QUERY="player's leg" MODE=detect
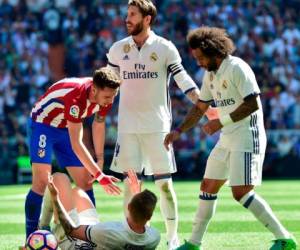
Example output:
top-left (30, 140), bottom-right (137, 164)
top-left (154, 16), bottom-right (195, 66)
top-left (178, 146), bottom-right (229, 250)
top-left (25, 120), bottom-right (54, 238)
top-left (53, 129), bottom-right (96, 206)
top-left (230, 152), bottom-right (297, 249)
top-left (140, 133), bottom-right (178, 248)
top-left (110, 133), bottom-right (143, 214)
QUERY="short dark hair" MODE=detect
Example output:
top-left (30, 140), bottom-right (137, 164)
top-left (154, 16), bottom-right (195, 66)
top-left (128, 0), bottom-right (157, 25)
top-left (187, 26), bottom-right (236, 58)
top-left (93, 67), bottom-right (120, 89)
top-left (129, 189), bottom-right (157, 223)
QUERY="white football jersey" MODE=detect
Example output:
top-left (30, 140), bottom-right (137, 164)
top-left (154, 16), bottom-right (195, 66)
top-left (86, 220), bottom-right (161, 250)
top-left (199, 55), bottom-right (267, 153)
top-left (107, 31), bottom-right (197, 133)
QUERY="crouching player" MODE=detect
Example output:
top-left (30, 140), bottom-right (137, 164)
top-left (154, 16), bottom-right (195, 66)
top-left (41, 170), bottom-right (160, 249)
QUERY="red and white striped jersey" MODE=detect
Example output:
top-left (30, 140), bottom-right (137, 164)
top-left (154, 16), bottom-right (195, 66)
top-left (31, 77), bottom-right (112, 128)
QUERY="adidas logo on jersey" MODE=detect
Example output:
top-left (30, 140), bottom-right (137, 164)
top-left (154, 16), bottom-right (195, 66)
top-left (123, 55), bottom-right (129, 60)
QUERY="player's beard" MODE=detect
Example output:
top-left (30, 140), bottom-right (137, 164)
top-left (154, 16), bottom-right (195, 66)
top-left (207, 57), bottom-right (218, 72)
top-left (127, 20), bottom-right (144, 36)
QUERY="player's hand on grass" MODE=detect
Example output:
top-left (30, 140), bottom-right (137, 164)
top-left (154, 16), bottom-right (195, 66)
top-left (126, 169), bottom-right (141, 195)
top-left (164, 130), bottom-right (181, 150)
top-left (202, 119), bottom-right (222, 135)
top-left (96, 172), bottom-right (121, 195)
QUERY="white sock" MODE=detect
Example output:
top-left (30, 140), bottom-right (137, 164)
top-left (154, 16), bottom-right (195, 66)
top-left (240, 191), bottom-right (290, 239)
top-left (155, 178), bottom-right (178, 242)
top-left (189, 191), bottom-right (218, 246)
top-left (39, 188), bottom-right (53, 228)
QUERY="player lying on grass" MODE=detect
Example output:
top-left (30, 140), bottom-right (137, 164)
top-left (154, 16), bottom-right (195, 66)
top-left (40, 170), bottom-right (160, 249)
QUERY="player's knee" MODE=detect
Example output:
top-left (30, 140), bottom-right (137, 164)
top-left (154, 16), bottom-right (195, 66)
top-left (231, 186), bottom-right (254, 201)
top-left (52, 173), bottom-right (70, 186)
top-left (155, 178), bottom-right (173, 201)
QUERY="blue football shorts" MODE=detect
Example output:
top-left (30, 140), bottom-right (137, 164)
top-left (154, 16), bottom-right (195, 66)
top-left (27, 118), bottom-right (82, 168)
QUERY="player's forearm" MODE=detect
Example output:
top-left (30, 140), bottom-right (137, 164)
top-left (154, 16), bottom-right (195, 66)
top-left (177, 104), bottom-right (206, 132)
top-left (92, 117), bottom-right (105, 162)
top-left (186, 88), bottom-right (201, 104)
top-left (72, 142), bottom-right (102, 176)
top-left (52, 197), bottom-right (88, 240)
top-left (228, 95), bottom-right (259, 123)
top-left (52, 198), bottom-right (78, 235)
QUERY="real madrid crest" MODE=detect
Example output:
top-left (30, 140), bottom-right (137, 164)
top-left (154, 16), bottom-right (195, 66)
top-left (123, 44), bottom-right (131, 53)
top-left (210, 73), bottom-right (213, 81)
top-left (150, 52), bottom-right (158, 61)
top-left (222, 80), bottom-right (228, 89)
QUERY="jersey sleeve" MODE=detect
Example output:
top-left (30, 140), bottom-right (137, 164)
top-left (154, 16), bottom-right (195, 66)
top-left (233, 61), bottom-right (260, 99)
top-left (64, 91), bottom-right (85, 123)
top-left (199, 73), bottom-right (214, 103)
top-left (107, 43), bottom-right (120, 69)
top-left (166, 41), bottom-right (198, 93)
top-left (85, 224), bottom-right (107, 245)
top-left (96, 104), bottom-right (112, 117)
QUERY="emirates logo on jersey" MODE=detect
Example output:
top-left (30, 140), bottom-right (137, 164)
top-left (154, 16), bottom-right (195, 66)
top-left (70, 105), bottom-right (80, 118)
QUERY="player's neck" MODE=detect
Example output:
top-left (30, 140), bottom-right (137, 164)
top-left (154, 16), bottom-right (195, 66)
top-left (132, 28), bottom-right (151, 48)
top-left (127, 217), bottom-right (146, 234)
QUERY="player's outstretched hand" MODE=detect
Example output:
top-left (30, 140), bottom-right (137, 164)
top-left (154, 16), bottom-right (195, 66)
top-left (202, 119), bottom-right (222, 135)
top-left (127, 169), bottom-right (141, 195)
top-left (164, 130), bottom-right (180, 150)
top-left (97, 173), bottom-right (122, 195)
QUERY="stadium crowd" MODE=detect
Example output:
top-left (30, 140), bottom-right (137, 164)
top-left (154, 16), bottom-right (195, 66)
top-left (1, 0), bottom-right (300, 183)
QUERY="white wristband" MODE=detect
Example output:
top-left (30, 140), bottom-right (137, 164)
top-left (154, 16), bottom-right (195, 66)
top-left (219, 114), bottom-right (233, 126)
top-left (95, 172), bottom-right (105, 182)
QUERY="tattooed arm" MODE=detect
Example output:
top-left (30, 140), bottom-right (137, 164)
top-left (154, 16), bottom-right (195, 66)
top-left (164, 101), bottom-right (210, 149)
top-left (202, 94), bottom-right (259, 135)
top-left (48, 180), bottom-right (88, 241)
top-left (92, 113), bottom-right (106, 170)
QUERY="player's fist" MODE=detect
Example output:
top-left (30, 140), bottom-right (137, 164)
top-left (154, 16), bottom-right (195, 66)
top-left (205, 106), bottom-right (219, 120)
top-left (202, 119), bottom-right (222, 135)
top-left (164, 130), bottom-right (181, 150)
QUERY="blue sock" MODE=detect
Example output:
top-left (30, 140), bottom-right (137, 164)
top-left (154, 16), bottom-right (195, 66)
top-left (25, 189), bottom-right (43, 238)
top-left (85, 189), bottom-right (96, 207)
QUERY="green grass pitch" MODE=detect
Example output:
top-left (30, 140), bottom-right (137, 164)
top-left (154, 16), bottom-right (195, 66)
top-left (0, 180), bottom-right (299, 249)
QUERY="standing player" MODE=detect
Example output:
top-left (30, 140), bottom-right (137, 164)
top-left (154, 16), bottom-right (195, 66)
top-left (25, 67), bottom-right (121, 240)
top-left (107, 1), bottom-right (207, 248)
top-left (164, 27), bottom-right (297, 250)
top-left (45, 170), bottom-right (160, 249)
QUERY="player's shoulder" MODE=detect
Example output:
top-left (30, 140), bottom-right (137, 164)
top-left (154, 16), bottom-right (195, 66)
top-left (153, 33), bottom-right (176, 49)
top-left (228, 55), bottom-right (251, 70)
top-left (110, 36), bottom-right (132, 51)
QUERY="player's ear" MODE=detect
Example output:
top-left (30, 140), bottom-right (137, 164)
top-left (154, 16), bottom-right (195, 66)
top-left (144, 15), bottom-right (151, 25)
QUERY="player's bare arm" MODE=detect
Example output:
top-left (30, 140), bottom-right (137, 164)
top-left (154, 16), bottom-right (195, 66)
top-left (67, 121), bottom-right (121, 195)
top-left (164, 101), bottom-right (209, 150)
top-left (93, 113), bottom-right (106, 170)
top-left (186, 89), bottom-right (218, 120)
top-left (47, 178), bottom-right (88, 241)
top-left (230, 94), bottom-right (259, 121)
top-left (202, 94), bottom-right (259, 135)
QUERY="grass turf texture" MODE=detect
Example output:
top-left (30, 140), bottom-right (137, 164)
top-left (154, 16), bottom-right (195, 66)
top-left (0, 180), bottom-right (299, 250)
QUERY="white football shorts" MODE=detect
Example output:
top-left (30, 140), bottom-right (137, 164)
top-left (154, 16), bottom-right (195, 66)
top-left (110, 133), bottom-right (176, 175)
top-left (204, 146), bottom-right (265, 186)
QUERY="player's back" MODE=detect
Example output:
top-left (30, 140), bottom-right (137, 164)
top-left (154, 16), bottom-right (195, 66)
top-left (86, 220), bottom-right (160, 250)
